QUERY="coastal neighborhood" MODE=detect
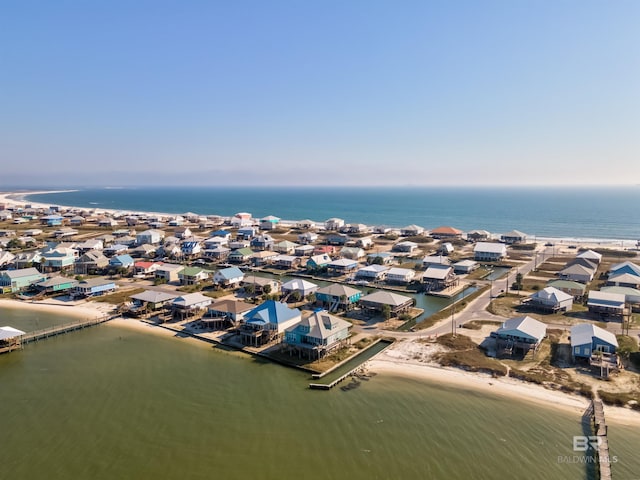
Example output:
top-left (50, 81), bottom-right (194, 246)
top-left (1, 192), bottom-right (640, 448)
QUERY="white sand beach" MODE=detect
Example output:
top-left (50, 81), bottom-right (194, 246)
top-left (0, 297), bottom-right (112, 320)
top-left (368, 349), bottom-right (640, 427)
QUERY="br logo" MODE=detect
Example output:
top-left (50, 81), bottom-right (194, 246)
top-left (573, 436), bottom-right (602, 451)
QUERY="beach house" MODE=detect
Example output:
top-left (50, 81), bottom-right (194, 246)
top-left (259, 215), bottom-right (280, 230)
top-left (306, 254), bottom-right (332, 271)
top-left (171, 293), bottom-right (212, 319)
top-left (230, 212), bottom-right (253, 228)
top-left (474, 242), bottom-right (507, 262)
top-left (500, 230), bottom-right (527, 244)
top-left (154, 263), bottom-right (185, 283)
top-left (356, 264), bottom-right (389, 282)
top-left (359, 291), bottom-right (413, 316)
top-left (430, 226), bottom-right (463, 240)
top-left (525, 286), bottom-right (573, 313)
top-left (609, 261), bottom-right (640, 278)
top-left (204, 299), bottom-right (254, 327)
top-left (297, 232), bottom-right (318, 245)
top-left (41, 247), bottom-right (77, 272)
top-left (587, 290), bottom-right (626, 319)
top-left (178, 267), bottom-right (212, 286)
top-left (34, 276), bottom-right (78, 295)
top-left (558, 264), bottom-right (595, 284)
top-left (240, 300), bottom-right (302, 346)
top-left (228, 247), bottom-right (255, 264)
top-left (466, 230), bottom-right (491, 242)
top-left (546, 280), bottom-right (587, 299)
top-left (274, 240), bottom-right (299, 255)
top-left (281, 278), bottom-right (318, 298)
top-left (386, 267), bottom-right (416, 284)
top-left (315, 284), bottom-right (362, 311)
top-left (129, 290), bottom-right (178, 314)
top-left (284, 310), bottom-right (351, 360)
top-left (327, 258), bottom-right (359, 276)
top-left (392, 241), bottom-right (419, 253)
top-left (422, 265), bottom-right (457, 291)
top-left (491, 316), bottom-right (546, 356)
top-left (453, 260), bottom-right (478, 274)
top-left (241, 275), bottom-right (280, 295)
top-left (0, 267), bottom-right (46, 293)
top-left (324, 218), bottom-right (345, 231)
top-left (400, 225), bottom-right (424, 236)
top-left (73, 278), bottom-right (117, 298)
top-left (213, 266), bottom-right (244, 288)
top-left (250, 234), bottom-right (275, 251)
top-left (606, 273), bottom-right (640, 289)
top-left (109, 254), bottom-right (134, 270)
top-left (576, 250), bottom-right (603, 265)
top-left (422, 255), bottom-right (451, 269)
top-left (570, 324), bottom-right (618, 361)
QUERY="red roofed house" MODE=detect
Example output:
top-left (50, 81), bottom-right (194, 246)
top-left (430, 226), bottom-right (463, 240)
top-left (134, 261), bottom-right (163, 276)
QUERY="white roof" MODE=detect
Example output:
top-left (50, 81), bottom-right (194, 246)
top-left (474, 242), bottom-right (506, 254)
top-left (172, 293), bottom-right (211, 307)
top-left (281, 279), bottom-right (318, 290)
top-left (387, 267), bottom-right (415, 277)
top-left (531, 286), bottom-right (573, 303)
top-left (0, 326), bottom-right (27, 340)
top-left (497, 316), bottom-right (546, 342)
top-left (576, 250), bottom-right (602, 262)
top-left (587, 290), bottom-right (625, 307)
top-left (360, 290), bottom-right (413, 307)
top-left (571, 323), bottom-right (618, 348)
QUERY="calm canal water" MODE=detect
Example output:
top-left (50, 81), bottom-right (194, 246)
top-left (1, 307), bottom-right (639, 479)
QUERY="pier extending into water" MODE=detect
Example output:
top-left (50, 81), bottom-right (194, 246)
top-left (17, 315), bottom-right (113, 348)
top-left (308, 338), bottom-right (393, 390)
top-left (584, 399), bottom-right (612, 480)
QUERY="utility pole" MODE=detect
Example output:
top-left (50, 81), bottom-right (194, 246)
top-left (451, 304), bottom-right (456, 336)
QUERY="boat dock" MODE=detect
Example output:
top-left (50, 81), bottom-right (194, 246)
top-left (19, 315), bottom-right (114, 347)
top-left (308, 338), bottom-right (392, 390)
top-left (584, 399), bottom-right (612, 480)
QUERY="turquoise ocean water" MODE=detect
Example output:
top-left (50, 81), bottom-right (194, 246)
top-left (22, 186), bottom-right (640, 241)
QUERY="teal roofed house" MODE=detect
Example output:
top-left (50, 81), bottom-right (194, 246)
top-left (0, 267), bottom-right (46, 293)
top-left (316, 284), bottom-right (362, 312)
top-left (109, 254), bottom-right (135, 269)
top-left (285, 310), bottom-right (351, 360)
top-left (41, 247), bottom-right (77, 272)
top-left (34, 276), bottom-right (78, 294)
top-left (240, 300), bottom-right (301, 346)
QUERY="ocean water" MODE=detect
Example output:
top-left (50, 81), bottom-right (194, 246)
top-left (5, 306), bottom-right (640, 480)
top-left (23, 186), bottom-right (640, 241)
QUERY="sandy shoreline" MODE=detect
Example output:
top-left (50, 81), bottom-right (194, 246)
top-left (2, 297), bottom-right (639, 426)
top-left (368, 356), bottom-right (640, 427)
top-left (1, 189), bottom-right (638, 247)
top-left (0, 298), bottom-right (112, 320)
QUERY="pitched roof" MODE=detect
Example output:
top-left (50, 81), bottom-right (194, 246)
top-left (172, 292), bottom-right (211, 307)
top-left (570, 323), bottom-right (618, 348)
top-left (608, 273), bottom-right (640, 285)
top-left (360, 290), bottom-right (413, 307)
top-left (587, 290), bottom-right (625, 307)
top-left (208, 299), bottom-right (254, 315)
top-left (531, 286), bottom-right (573, 303)
top-left (281, 278), bottom-right (318, 291)
top-left (430, 226), bottom-right (462, 235)
top-left (130, 290), bottom-right (178, 303)
top-left (0, 267), bottom-right (41, 279)
top-left (316, 284), bottom-right (361, 298)
top-left (474, 242), bottom-right (506, 254)
top-left (496, 316), bottom-right (546, 342)
top-left (287, 310), bottom-right (350, 340)
top-left (216, 266), bottom-right (244, 280)
top-left (245, 300), bottom-right (301, 326)
top-left (547, 280), bottom-right (586, 292)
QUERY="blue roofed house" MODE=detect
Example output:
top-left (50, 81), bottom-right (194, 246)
top-left (40, 214), bottom-right (63, 226)
top-left (285, 310), bottom-right (351, 360)
top-left (109, 254), bottom-right (135, 269)
top-left (213, 266), bottom-right (245, 288)
top-left (180, 241), bottom-right (202, 258)
top-left (608, 261), bottom-right (640, 278)
top-left (570, 323), bottom-right (618, 361)
top-left (240, 300), bottom-right (302, 346)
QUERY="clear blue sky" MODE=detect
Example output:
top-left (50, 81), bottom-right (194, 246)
top-left (1, 0), bottom-right (638, 187)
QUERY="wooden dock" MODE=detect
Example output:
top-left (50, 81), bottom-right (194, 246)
top-left (18, 315), bottom-right (114, 347)
top-left (585, 399), bottom-right (612, 480)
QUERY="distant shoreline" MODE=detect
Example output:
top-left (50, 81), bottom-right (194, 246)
top-left (2, 188), bottom-right (638, 249)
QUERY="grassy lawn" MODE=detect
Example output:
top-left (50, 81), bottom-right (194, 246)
top-left (434, 333), bottom-right (508, 376)
top-left (89, 287), bottom-right (145, 305)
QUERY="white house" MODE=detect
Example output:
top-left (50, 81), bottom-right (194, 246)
top-left (386, 267), bottom-right (416, 284)
top-left (474, 242), bottom-right (507, 262)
